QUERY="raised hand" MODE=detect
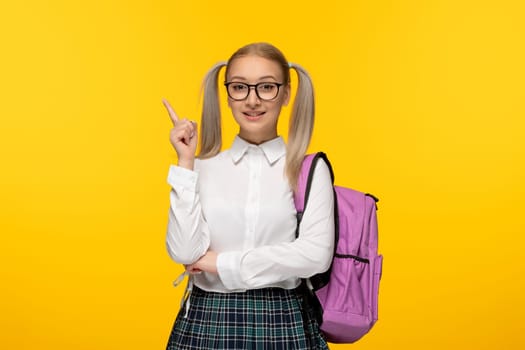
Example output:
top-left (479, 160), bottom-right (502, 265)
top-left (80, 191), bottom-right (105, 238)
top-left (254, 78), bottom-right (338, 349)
top-left (163, 98), bottom-right (198, 170)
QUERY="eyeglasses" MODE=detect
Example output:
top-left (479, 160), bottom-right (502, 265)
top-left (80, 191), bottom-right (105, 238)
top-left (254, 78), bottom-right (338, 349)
top-left (224, 82), bottom-right (284, 101)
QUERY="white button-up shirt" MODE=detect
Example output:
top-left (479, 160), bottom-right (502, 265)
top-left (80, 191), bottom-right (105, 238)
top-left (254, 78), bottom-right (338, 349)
top-left (166, 136), bottom-right (335, 292)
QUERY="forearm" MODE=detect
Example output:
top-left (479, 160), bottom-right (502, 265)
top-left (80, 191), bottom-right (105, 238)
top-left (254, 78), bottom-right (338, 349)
top-left (165, 164), bottom-right (210, 264)
top-left (217, 226), bottom-right (334, 290)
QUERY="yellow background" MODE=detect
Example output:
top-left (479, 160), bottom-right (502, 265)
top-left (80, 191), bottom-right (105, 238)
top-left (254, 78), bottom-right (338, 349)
top-left (1, 0), bottom-right (524, 349)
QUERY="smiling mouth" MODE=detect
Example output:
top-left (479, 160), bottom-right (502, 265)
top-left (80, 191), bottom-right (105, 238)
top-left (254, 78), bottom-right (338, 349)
top-left (243, 111), bottom-right (266, 120)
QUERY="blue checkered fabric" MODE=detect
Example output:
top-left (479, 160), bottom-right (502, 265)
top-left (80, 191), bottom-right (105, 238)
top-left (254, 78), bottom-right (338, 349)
top-left (166, 286), bottom-right (329, 349)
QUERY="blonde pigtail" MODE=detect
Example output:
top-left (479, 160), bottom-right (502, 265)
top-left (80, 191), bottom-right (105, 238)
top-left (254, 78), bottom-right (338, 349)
top-left (286, 63), bottom-right (315, 190)
top-left (198, 61), bottom-right (227, 159)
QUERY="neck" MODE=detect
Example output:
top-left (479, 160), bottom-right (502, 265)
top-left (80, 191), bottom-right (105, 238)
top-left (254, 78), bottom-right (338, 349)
top-left (238, 131), bottom-right (278, 145)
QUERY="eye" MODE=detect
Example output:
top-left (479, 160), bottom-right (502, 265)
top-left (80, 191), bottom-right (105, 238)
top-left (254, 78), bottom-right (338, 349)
top-left (258, 83), bottom-right (277, 92)
top-left (230, 83), bottom-right (247, 91)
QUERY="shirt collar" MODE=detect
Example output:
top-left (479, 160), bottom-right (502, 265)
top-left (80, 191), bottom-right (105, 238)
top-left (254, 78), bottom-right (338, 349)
top-left (230, 135), bottom-right (286, 165)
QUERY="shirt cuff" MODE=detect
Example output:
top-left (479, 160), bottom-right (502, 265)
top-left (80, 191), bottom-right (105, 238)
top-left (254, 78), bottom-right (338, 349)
top-left (217, 251), bottom-right (246, 291)
top-left (167, 165), bottom-right (198, 193)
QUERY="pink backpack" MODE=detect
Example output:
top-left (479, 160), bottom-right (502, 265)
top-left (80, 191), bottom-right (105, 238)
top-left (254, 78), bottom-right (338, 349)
top-left (294, 152), bottom-right (383, 343)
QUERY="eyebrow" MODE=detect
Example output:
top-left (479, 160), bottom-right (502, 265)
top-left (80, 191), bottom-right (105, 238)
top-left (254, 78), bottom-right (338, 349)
top-left (228, 75), bottom-right (279, 81)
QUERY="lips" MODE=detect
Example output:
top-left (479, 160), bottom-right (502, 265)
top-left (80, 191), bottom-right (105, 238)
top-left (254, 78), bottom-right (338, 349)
top-left (242, 111), bottom-right (266, 121)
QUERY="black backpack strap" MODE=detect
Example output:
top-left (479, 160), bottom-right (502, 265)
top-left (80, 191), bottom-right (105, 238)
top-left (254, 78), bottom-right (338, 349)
top-left (315, 152), bottom-right (335, 183)
top-left (299, 152), bottom-right (335, 226)
top-left (296, 152), bottom-right (338, 291)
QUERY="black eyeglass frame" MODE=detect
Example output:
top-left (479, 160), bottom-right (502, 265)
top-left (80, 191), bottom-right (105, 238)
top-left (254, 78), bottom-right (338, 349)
top-left (223, 82), bottom-right (284, 101)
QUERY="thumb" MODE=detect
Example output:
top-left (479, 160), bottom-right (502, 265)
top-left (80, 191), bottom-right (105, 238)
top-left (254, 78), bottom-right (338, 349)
top-left (190, 121), bottom-right (198, 139)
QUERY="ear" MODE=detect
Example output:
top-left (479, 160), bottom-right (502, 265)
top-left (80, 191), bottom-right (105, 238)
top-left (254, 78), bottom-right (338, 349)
top-left (282, 83), bottom-right (291, 106)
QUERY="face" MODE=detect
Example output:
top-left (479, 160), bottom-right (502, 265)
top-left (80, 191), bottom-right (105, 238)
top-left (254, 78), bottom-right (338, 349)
top-left (226, 55), bottom-right (290, 145)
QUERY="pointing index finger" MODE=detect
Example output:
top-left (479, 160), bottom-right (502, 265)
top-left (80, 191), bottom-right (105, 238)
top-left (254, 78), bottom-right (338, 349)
top-left (162, 98), bottom-right (179, 125)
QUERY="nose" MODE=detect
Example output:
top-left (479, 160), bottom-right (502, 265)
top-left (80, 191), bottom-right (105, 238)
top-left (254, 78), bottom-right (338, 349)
top-left (245, 86), bottom-right (261, 106)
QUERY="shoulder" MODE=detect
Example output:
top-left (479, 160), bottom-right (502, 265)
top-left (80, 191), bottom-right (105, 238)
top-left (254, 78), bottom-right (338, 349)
top-left (195, 149), bottom-right (232, 171)
top-left (307, 155), bottom-right (334, 194)
top-left (311, 156), bottom-right (333, 183)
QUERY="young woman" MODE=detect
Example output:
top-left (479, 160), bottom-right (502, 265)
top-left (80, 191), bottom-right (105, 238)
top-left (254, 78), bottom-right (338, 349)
top-left (164, 42), bottom-right (335, 349)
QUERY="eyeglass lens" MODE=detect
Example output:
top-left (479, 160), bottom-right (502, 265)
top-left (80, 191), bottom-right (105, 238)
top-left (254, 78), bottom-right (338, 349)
top-left (226, 82), bottom-right (280, 101)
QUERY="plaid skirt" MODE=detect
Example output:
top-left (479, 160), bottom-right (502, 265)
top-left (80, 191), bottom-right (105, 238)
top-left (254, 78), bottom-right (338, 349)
top-left (166, 285), bottom-right (329, 350)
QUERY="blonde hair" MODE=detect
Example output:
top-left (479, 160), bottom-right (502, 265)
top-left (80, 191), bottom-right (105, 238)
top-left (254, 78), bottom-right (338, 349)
top-left (198, 42), bottom-right (315, 190)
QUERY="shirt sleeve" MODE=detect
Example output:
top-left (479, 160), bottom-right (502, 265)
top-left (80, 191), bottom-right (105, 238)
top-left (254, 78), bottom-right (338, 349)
top-left (216, 160), bottom-right (335, 290)
top-left (165, 164), bottom-right (210, 265)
